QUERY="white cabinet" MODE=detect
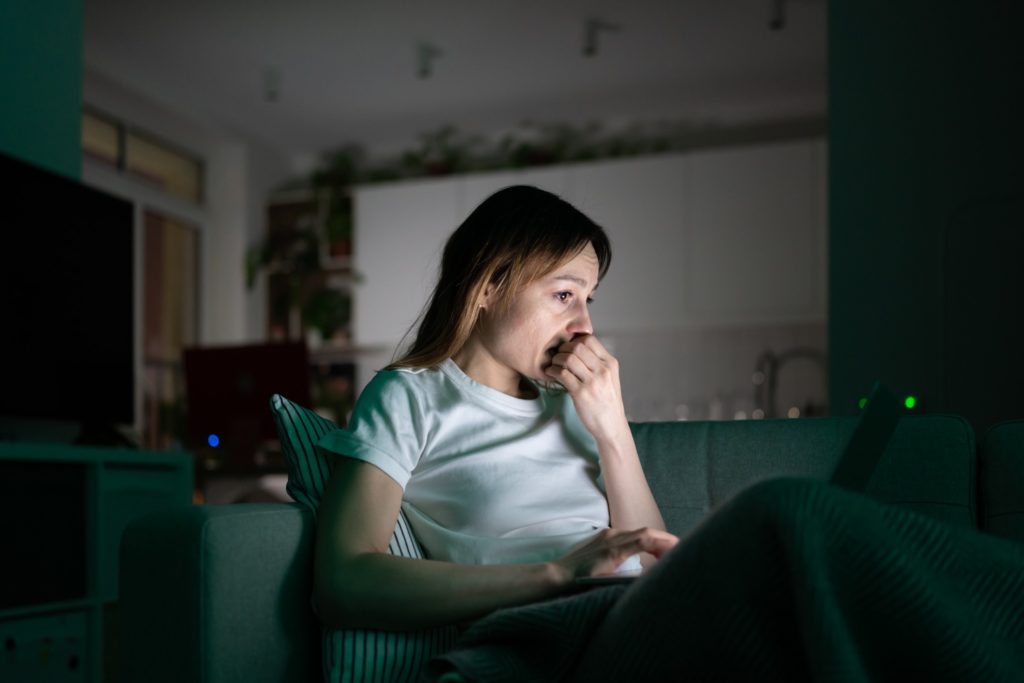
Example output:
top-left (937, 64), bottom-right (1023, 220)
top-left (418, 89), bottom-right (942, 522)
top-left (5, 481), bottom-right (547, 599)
top-left (566, 155), bottom-right (688, 333)
top-left (352, 138), bottom-right (827, 350)
top-left (682, 140), bottom-right (827, 326)
top-left (353, 177), bottom-right (460, 348)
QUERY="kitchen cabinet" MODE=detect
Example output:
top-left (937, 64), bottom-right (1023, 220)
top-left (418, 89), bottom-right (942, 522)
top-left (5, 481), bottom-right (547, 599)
top-left (353, 177), bottom-right (460, 349)
top-left (682, 139), bottom-right (827, 326)
top-left (566, 154), bottom-right (688, 333)
top-left (351, 137), bottom-right (827, 350)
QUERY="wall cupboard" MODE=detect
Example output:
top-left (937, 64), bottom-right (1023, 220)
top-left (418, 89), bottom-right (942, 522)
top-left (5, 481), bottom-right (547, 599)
top-left (352, 138), bottom-right (828, 351)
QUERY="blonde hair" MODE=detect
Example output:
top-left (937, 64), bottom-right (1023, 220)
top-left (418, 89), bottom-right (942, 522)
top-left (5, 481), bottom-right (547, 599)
top-left (388, 185), bottom-right (611, 370)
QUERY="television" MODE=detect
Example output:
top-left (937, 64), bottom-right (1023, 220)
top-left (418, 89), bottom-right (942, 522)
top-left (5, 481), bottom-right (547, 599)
top-left (0, 151), bottom-right (135, 442)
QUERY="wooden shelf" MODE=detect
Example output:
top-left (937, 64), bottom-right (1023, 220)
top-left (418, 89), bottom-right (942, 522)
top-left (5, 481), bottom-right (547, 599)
top-left (0, 598), bottom-right (96, 621)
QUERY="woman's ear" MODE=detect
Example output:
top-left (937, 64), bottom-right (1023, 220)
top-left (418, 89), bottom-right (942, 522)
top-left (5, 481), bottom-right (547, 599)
top-left (478, 283), bottom-right (495, 311)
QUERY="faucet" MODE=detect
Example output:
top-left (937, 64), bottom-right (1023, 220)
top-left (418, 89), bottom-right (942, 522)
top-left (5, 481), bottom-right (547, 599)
top-left (753, 348), bottom-right (827, 418)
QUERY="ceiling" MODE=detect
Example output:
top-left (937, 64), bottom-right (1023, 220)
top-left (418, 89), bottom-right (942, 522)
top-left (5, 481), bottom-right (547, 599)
top-left (83, 0), bottom-right (827, 160)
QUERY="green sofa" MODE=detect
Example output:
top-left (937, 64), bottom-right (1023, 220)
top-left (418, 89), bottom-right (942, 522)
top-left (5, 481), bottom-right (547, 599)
top-left (118, 416), bottom-right (1023, 683)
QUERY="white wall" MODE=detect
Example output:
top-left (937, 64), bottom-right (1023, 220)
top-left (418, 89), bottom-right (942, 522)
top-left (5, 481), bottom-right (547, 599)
top-left (352, 138), bottom-right (828, 420)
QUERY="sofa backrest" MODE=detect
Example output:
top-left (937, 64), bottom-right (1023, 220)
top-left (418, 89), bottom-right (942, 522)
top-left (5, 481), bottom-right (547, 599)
top-left (632, 414), bottom-right (977, 538)
top-left (978, 419), bottom-right (1024, 544)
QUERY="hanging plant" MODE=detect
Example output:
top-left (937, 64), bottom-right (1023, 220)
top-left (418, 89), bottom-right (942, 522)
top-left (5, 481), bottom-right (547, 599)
top-left (302, 286), bottom-right (351, 342)
top-left (402, 125), bottom-right (483, 176)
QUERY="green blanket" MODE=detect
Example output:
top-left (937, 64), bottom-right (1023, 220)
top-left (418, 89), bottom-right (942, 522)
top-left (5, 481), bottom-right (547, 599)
top-left (430, 478), bottom-right (1024, 682)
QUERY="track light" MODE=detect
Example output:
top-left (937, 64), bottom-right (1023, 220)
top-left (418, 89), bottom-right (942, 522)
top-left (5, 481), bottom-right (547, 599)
top-left (417, 42), bottom-right (443, 79)
top-left (583, 18), bottom-right (621, 58)
top-left (770, 0), bottom-right (786, 30)
top-left (262, 66), bottom-right (281, 103)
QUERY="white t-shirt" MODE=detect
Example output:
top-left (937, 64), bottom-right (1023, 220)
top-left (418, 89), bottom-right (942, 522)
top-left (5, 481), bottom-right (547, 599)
top-left (316, 359), bottom-right (616, 566)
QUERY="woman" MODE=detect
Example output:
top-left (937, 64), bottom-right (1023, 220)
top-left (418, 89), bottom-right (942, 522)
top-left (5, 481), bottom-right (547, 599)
top-left (313, 185), bottom-right (678, 631)
top-left (312, 185), bottom-right (1024, 681)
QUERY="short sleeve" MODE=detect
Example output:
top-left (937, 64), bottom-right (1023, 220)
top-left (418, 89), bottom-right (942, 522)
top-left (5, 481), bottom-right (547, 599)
top-left (316, 370), bottom-right (427, 489)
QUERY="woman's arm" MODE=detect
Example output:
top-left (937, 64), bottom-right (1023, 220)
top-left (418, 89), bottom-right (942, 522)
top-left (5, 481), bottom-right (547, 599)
top-left (592, 421), bottom-right (667, 532)
top-left (545, 334), bottom-right (666, 533)
top-left (314, 456), bottom-right (675, 631)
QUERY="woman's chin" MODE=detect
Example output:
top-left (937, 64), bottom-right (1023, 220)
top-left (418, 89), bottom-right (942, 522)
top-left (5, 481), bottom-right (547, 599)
top-left (529, 363), bottom-right (553, 383)
top-left (536, 365), bottom-right (566, 388)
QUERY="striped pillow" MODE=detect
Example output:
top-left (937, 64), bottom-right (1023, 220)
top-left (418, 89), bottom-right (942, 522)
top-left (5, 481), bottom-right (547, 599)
top-left (269, 394), bottom-right (458, 683)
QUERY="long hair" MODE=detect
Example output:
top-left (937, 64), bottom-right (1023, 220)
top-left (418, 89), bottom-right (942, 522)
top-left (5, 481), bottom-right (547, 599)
top-left (388, 185), bottom-right (611, 370)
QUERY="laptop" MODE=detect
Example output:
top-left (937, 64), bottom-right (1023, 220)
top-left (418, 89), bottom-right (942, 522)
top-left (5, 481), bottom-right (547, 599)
top-left (829, 381), bottom-right (902, 492)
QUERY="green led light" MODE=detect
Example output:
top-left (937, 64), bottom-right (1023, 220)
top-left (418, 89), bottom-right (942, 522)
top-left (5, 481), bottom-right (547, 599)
top-left (904, 395), bottom-right (917, 410)
top-left (858, 397), bottom-right (868, 410)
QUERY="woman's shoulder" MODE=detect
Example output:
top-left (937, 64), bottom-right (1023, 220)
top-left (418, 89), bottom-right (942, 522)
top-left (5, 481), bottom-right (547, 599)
top-left (358, 364), bottom-right (450, 409)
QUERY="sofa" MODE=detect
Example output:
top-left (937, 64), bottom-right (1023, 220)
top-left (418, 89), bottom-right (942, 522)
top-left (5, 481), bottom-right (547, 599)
top-left (118, 415), bottom-right (1024, 683)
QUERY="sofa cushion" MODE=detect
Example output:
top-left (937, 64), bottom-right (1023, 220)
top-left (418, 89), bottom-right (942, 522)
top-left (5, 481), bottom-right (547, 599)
top-left (632, 414), bottom-right (977, 537)
top-left (979, 419), bottom-right (1024, 543)
top-left (269, 394), bottom-right (458, 682)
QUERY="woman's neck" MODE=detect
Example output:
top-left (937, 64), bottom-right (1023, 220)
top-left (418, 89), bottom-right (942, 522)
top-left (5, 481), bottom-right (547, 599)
top-left (451, 344), bottom-right (538, 399)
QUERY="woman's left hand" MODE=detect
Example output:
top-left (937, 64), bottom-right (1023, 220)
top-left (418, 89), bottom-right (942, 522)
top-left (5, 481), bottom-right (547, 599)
top-left (544, 334), bottom-right (629, 442)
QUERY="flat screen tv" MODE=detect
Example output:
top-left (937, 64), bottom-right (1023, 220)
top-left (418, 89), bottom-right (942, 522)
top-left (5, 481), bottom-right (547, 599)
top-left (0, 151), bottom-right (135, 440)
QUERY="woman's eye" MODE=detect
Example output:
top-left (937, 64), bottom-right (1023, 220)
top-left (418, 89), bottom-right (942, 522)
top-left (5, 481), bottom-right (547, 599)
top-left (555, 291), bottom-right (572, 304)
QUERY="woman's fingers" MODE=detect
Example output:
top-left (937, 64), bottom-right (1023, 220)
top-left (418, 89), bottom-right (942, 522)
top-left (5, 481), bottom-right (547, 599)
top-left (557, 336), bottom-right (603, 371)
top-left (545, 364), bottom-right (582, 391)
top-left (551, 351), bottom-right (592, 382)
top-left (550, 337), bottom-right (614, 386)
top-left (635, 528), bottom-right (679, 557)
top-left (559, 527), bottom-right (680, 579)
top-left (576, 334), bottom-right (611, 362)
top-left (607, 527), bottom-right (679, 559)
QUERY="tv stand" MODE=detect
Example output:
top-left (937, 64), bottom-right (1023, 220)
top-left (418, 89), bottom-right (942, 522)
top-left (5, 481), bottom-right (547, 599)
top-left (0, 442), bottom-right (191, 682)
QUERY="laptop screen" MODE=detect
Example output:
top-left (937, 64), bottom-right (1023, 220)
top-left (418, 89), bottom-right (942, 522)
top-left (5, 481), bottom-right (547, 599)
top-left (830, 382), bottom-right (902, 492)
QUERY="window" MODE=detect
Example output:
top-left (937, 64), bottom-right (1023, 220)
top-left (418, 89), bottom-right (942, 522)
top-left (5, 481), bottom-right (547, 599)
top-left (82, 108), bottom-right (205, 450)
top-left (142, 210), bottom-right (199, 450)
top-left (81, 108), bottom-right (204, 204)
top-left (82, 109), bottom-right (119, 166)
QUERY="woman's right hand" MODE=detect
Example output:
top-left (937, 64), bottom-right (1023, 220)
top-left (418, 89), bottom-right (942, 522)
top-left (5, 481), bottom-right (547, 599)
top-left (550, 527), bottom-right (680, 584)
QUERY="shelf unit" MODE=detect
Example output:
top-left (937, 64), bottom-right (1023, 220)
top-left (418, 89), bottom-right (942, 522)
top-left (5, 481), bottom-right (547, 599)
top-left (264, 188), bottom-right (356, 348)
top-left (0, 443), bottom-right (192, 683)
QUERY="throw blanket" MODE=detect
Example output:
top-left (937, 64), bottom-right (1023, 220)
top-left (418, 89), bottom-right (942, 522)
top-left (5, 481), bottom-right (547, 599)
top-left (428, 478), bottom-right (1024, 682)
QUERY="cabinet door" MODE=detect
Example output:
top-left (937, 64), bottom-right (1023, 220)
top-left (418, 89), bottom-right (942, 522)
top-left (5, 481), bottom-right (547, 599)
top-left (566, 155), bottom-right (688, 333)
top-left (682, 140), bottom-right (826, 326)
top-left (353, 179), bottom-right (460, 348)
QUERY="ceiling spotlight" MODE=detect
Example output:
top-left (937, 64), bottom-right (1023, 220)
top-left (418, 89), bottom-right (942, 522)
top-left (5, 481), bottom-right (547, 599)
top-left (417, 42), bottom-right (443, 79)
top-left (583, 18), bottom-right (621, 58)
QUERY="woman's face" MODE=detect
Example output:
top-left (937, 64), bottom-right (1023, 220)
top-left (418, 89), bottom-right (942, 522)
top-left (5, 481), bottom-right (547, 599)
top-left (462, 243), bottom-right (600, 393)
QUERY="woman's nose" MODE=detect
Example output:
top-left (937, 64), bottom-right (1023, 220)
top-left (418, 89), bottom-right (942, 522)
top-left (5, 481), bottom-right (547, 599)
top-left (567, 303), bottom-right (593, 336)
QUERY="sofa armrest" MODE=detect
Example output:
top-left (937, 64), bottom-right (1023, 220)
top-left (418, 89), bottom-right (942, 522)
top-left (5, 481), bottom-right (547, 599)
top-left (119, 502), bottom-right (319, 683)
